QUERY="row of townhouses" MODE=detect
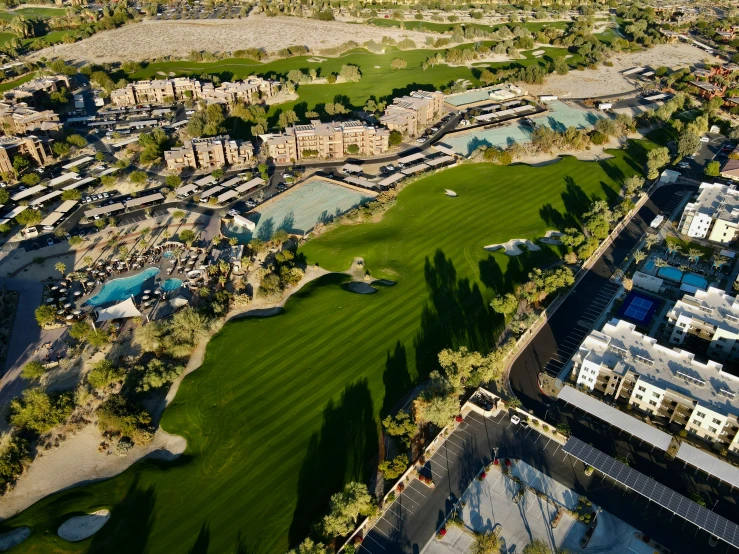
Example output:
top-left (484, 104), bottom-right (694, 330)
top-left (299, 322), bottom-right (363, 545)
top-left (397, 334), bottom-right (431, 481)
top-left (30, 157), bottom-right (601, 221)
top-left (678, 182), bottom-right (739, 245)
top-left (260, 120), bottom-right (390, 165)
top-left (164, 135), bottom-right (253, 171)
top-left (110, 76), bottom-right (280, 107)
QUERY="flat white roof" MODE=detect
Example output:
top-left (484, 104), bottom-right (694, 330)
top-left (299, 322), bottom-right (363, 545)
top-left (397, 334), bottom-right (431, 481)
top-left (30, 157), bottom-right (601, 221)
top-left (432, 144), bottom-right (456, 156)
top-left (111, 136), bottom-right (139, 148)
top-left (341, 163), bottom-right (363, 173)
top-left (48, 173), bottom-right (78, 187)
top-left (217, 189), bottom-right (239, 203)
top-left (219, 176), bottom-right (242, 188)
top-left (401, 163), bottom-right (430, 175)
top-left (97, 167), bottom-right (119, 177)
top-left (61, 156), bottom-right (93, 169)
top-left (557, 385), bottom-right (672, 450)
top-left (55, 199), bottom-right (78, 213)
top-left (125, 192), bottom-right (164, 208)
top-left (4, 205), bottom-right (27, 219)
top-left (84, 202), bottom-right (125, 218)
top-left (235, 177), bottom-right (264, 193)
top-left (676, 442), bottom-right (739, 489)
top-left (30, 190), bottom-right (63, 206)
top-left (200, 185), bottom-right (223, 199)
top-left (378, 173), bottom-right (404, 188)
top-left (176, 183), bottom-right (198, 197)
top-left (39, 211), bottom-right (64, 227)
top-left (11, 184), bottom-right (46, 201)
top-left (344, 176), bottom-right (377, 189)
top-left (62, 176), bottom-right (96, 190)
top-left (425, 155), bottom-right (455, 167)
top-left (195, 175), bottom-right (216, 187)
top-left (398, 152), bottom-right (425, 165)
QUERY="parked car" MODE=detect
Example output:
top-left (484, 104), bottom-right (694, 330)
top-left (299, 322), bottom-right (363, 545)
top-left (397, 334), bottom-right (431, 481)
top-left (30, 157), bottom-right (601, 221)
top-left (42, 225), bottom-right (55, 232)
top-left (510, 415), bottom-right (521, 425)
top-left (46, 237), bottom-right (54, 246)
top-left (416, 137), bottom-right (427, 144)
top-left (430, 127), bottom-right (439, 132)
top-left (700, 136), bottom-right (710, 143)
top-left (227, 209), bottom-right (240, 217)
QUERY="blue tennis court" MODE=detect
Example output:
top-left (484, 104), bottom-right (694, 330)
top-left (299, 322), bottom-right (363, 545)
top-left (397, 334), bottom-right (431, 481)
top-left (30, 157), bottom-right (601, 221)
top-left (618, 291), bottom-right (660, 326)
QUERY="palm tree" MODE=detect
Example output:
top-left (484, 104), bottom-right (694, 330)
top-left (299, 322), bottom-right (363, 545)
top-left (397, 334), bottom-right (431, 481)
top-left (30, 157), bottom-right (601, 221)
top-left (218, 260), bottom-right (230, 275)
top-left (644, 234), bottom-right (660, 251)
top-left (687, 248), bottom-right (703, 266)
top-left (633, 250), bottom-right (647, 265)
top-left (654, 257), bottom-right (668, 269)
top-left (666, 242), bottom-right (682, 258)
top-left (54, 262), bottom-right (66, 277)
top-left (712, 255), bottom-right (729, 274)
top-left (173, 246), bottom-right (184, 262)
top-left (218, 275), bottom-right (227, 289)
top-left (82, 256), bottom-right (93, 268)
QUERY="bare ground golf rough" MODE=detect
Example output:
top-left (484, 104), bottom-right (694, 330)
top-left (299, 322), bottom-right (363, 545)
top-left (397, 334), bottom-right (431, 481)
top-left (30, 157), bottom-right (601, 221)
top-left (58, 509), bottom-right (111, 541)
top-left (0, 527), bottom-right (30, 551)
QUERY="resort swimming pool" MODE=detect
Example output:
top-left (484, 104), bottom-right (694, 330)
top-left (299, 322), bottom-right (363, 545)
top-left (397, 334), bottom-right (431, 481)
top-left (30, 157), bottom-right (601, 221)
top-left (86, 267), bottom-right (159, 307)
top-left (656, 266), bottom-right (709, 290)
top-left (441, 101), bottom-right (603, 156)
top-left (161, 278), bottom-right (182, 292)
top-left (682, 273), bottom-right (708, 290)
top-left (224, 179), bottom-right (373, 242)
top-left (657, 266), bottom-right (683, 282)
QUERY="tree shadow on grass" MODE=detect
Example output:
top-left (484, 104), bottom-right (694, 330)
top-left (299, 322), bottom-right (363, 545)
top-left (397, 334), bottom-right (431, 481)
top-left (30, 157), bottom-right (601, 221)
top-left (413, 250), bottom-right (498, 373)
top-left (381, 341), bottom-right (413, 418)
top-left (561, 178), bottom-right (592, 224)
top-left (189, 522), bottom-right (210, 554)
top-left (89, 478), bottom-right (156, 554)
top-left (288, 380), bottom-right (377, 547)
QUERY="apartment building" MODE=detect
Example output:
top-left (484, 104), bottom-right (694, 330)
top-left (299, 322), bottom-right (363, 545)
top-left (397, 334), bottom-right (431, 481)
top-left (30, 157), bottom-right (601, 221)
top-left (721, 145), bottom-right (739, 182)
top-left (261, 120), bottom-right (389, 164)
top-left (666, 286), bottom-right (739, 363)
top-left (164, 135), bottom-right (253, 171)
top-left (0, 103), bottom-right (60, 135)
top-left (574, 318), bottom-right (739, 452)
top-left (110, 76), bottom-right (279, 107)
top-left (0, 135), bottom-right (52, 174)
top-left (3, 75), bottom-right (71, 106)
top-left (678, 182), bottom-right (739, 245)
top-left (379, 90), bottom-right (445, 137)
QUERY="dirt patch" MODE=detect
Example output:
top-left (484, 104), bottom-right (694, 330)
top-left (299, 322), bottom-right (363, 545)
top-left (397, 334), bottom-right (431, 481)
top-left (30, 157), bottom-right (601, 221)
top-left (342, 281), bottom-right (377, 294)
top-left (0, 527), bottom-right (30, 551)
top-left (58, 509), bottom-right (110, 542)
top-left (29, 16), bottom-right (437, 63)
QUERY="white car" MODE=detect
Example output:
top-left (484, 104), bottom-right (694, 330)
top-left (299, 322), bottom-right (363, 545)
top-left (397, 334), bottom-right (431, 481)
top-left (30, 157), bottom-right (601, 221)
top-left (700, 136), bottom-right (710, 143)
top-left (510, 415), bottom-right (521, 425)
top-left (416, 137), bottom-right (427, 144)
top-left (227, 209), bottom-right (240, 217)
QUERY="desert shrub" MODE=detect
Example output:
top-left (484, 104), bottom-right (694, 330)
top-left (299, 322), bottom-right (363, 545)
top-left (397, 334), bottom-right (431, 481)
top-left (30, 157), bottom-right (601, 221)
top-left (96, 394), bottom-right (153, 444)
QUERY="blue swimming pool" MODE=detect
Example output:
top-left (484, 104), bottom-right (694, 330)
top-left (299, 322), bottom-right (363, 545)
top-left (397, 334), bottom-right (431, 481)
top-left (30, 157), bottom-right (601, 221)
top-left (682, 273), bottom-right (708, 290)
top-left (161, 278), bottom-right (182, 292)
top-left (86, 267), bottom-right (159, 307)
top-left (163, 251), bottom-right (175, 259)
top-left (643, 260), bottom-right (655, 273)
top-left (657, 266), bottom-right (683, 282)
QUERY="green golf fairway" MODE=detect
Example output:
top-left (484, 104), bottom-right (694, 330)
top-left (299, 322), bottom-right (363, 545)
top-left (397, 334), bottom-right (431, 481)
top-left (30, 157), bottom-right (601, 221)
top-left (1, 148), bottom-right (649, 553)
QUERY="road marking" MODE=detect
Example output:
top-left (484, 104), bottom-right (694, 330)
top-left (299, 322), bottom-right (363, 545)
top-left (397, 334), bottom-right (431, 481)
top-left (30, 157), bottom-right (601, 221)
top-left (372, 524), bottom-right (394, 541)
top-left (407, 483), bottom-right (427, 498)
top-left (379, 514), bottom-right (402, 533)
top-left (361, 533), bottom-right (385, 551)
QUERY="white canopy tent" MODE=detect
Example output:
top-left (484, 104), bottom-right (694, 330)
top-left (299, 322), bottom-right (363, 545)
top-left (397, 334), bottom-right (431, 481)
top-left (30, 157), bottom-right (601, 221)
top-left (95, 297), bottom-right (142, 322)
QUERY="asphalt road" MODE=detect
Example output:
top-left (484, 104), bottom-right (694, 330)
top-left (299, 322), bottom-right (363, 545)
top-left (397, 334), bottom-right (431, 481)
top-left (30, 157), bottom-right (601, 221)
top-left (360, 410), bottom-right (736, 554)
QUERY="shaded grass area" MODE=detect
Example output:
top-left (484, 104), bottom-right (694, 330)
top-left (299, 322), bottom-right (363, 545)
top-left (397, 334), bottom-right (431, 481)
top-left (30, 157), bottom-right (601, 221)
top-left (665, 236), bottom-right (716, 258)
top-left (1, 147), bottom-right (650, 554)
top-left (0, 72), bottom-right (36, 93)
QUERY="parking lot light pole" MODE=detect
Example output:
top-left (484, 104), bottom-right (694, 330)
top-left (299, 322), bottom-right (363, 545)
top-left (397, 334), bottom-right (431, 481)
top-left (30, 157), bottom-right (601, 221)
top-left (493, 447), bottom-right (499, 467)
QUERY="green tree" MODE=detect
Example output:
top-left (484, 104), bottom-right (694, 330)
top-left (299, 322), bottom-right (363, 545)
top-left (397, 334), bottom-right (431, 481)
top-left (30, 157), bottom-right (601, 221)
top-left (61, 189), bottom-right (82, 201)
top-left (322, 481), bottom-right (375, 538)
top-left (129, 170), bottom-right (147, 185)
top-left (416, 393), bottom-right (459, 427)
top-left (165, 174), bottom-right (182, 189)
top-left (96, 394), bottom-right (152, 444)
top-left (179, 229), bottom-right (197, 246)
top-left (390, 57), bottom-right (407, 70)
top-left (20, 173), bottom-right (40, 186)
top-left (172, 210), bottom-right (186, 220)
top-left (9, 389), bottom-right (73, 435)
top-left (646, 147), bottom-right (670, 179)
top-left (86, 359), bottom-right (125, 390)
top-left (378, 454), bottom-right (408, 480)
top-left (522, 539), bottom-right (552, 554)
top-left (677, 131), bottom-right (700, 158)
top-left (54, 261), bottom-right (66, 277)
top-left (389, 130), bottom-right (402, 146)
top-left (382, 411), bottom-right (416, 447)
top-left (346, 144), bottom-right (359, 154)
top-left (16, 209), bottom-right (42, 227)
top-left (490, 293), bottom-right (518, 315)
top-left (34, 305), bottom-right (56, 327)
top-left (705, 161), bottom-right (721, 177)
top-left (21, 360), bottom-right (46, 380)
top-left (287, 538), bottom-right (330, 554)
top-left (66, 134), bottom-right (87, 148)
top-left (623, 175), bottom-right (644, 196)
top-left (473, 532), bottom-right (501, 554)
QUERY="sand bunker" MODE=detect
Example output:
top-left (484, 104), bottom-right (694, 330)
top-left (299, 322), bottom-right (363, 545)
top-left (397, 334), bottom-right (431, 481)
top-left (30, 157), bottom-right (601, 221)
top-left (342, 281), bottom-right (377, 294)
top-left (538, 230), bottom-right (564, 245)
top-left (58, 510), bottom-right (111, 542)
top-left (373, 279), bottom-right (396, 287)
top-left (485, 239), bottom-right (541, 256)
top-left (0, 527), bottom-right (31, 551)
top-left (532, 49), bottom-right (545, 56)
top-left (444, 189), bottom-right (457, 197)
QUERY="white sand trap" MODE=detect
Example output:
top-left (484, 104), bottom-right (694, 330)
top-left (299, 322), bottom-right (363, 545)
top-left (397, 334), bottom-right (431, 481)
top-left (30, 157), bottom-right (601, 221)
top-left (0, 527), bottom-right (31, 551)
top-left (374, 65), bottom-right (380, 68)
top-left (485, 239), bottom-right (541, 256)
top-left (444, 189), bottom-right (457, 197)
top-left (532, 49), bottom-right (545, 56)
top-left (539, 230), bottom-right (564, 245)
top-left (307, 57), bottom-right (327, 63)
top-left (58, 510), bottom-right (111, 542)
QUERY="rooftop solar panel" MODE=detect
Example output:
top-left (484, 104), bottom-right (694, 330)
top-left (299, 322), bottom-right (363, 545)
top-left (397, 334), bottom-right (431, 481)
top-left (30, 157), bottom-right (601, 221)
top-left (563, 438), bottom-right (739, 548)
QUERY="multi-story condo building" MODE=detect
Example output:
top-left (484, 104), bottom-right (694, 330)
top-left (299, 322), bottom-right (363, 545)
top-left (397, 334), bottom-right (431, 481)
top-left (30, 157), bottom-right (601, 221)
top-left (0, 103), bottom-right (60, 135)
top-left (110, 77), bottom-right (279, 107)
top-left (379, 90), bottom-right (445, 137)
top-left (678, 182), bottom-right (739, 245)
top-left (3, 75), bottom-right (71, 107)
top-left (721, 145), bottom-right (739, 182)
top-left (0, 135), bottom-right (52, 174)
top-left (574, 318), bottom-right (739, 452)
top-left (261, 120), bottom-right (389, 165)
top-left (164, 135), bottom-right (253, 171)
top-left (666, 286), bottom-right (739, 363)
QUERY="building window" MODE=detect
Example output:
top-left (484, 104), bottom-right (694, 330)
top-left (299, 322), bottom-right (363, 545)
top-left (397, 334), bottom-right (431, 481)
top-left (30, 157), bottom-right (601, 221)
top-left (636, 394), bottom-right (644, 401)
top-left (652, 392), bottom-right (660, 398)
top-left (649, 400), bottom-right (657, 407)
top-left (638, 386), bottom-right (646, 392)
top-left (709, 427), bottom-right (718, 434)
top-left (692, 419), bottom-right (702, 426)
top-left (696, 411), bottom-right (706, 418)
top-left (713, 418), bottom-right (722, 425)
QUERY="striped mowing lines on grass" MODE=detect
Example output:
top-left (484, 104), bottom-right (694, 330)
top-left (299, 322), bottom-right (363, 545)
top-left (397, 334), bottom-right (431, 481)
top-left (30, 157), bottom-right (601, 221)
top-left (5, 150), bottom-right (648, 554)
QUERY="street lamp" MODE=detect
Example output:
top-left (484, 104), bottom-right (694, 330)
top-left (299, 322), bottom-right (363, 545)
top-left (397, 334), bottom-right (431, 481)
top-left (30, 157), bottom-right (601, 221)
top-left (493, 447), bottom-right (499, 466)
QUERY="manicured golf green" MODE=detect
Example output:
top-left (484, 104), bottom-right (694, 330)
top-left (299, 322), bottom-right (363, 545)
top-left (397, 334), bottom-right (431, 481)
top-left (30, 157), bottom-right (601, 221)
top-left (1, 147), bottom-right (650, 553)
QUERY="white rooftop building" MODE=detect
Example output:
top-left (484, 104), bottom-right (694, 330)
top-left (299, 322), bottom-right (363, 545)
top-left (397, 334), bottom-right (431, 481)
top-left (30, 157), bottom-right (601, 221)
top-left (574, 318), bottom-right (739, 451)
top-left (678, 182), bottom-right (739, 245)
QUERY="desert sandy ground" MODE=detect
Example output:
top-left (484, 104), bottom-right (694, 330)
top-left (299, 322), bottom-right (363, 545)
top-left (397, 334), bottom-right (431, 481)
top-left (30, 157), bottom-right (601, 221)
top-left (30, 15), bottom-right (438, 63)
top-left (526, 43), bottom-right (723, 99)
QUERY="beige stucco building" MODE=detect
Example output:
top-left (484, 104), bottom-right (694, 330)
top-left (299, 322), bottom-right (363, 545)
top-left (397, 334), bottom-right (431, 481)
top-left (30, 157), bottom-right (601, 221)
top-left (0, 135), bottom-right (52, 174)
top-left (110, 76), bottom-right (279, 107)
top-left (379, 90), bottom-right (445, 137)
top-left (262, 120), bottom-right (389, 165)
top-left (574, 318), bottom-right (739, 452)
top-left (0, 103), bottom-right (60, 135)
top-left (164, 135), bottom-right (253, 171)
top-left (3, 75), bottom-right (70, 107)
